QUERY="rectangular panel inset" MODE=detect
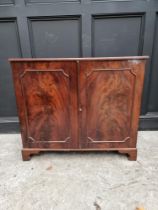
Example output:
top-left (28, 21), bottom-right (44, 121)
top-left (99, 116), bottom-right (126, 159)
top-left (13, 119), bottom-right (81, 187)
top-left (26, 0), bottom-right (78, 3)
top-left (0, 19), bottom-right (21, 117)
top-left (21, 70), bottom-right (71, 143)
top-left (0, 0), bottom-right (14, 5)
top-left (92, 0), bottom-right (145, 2)
top-left (28, 16), bottom-right (81, 57)
top-left (92, 14), bottom-right (144, 57)
top-left (148, 14), bottom-right (158, 112)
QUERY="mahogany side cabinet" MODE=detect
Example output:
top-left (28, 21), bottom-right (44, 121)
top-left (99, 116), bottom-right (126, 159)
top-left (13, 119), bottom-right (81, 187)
top-left (9, 56), bottom-right (148, 161)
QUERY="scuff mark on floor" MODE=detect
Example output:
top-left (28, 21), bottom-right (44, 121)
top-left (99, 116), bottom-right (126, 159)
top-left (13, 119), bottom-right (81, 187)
top-left (94, 201), bottom-right (101, 210)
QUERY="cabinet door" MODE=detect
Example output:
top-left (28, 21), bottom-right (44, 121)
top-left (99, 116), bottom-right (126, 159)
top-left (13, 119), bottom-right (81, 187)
top-left (79, 60), bottom-right (145, 149)
top-left (12, 61), bottom-right (78, 149)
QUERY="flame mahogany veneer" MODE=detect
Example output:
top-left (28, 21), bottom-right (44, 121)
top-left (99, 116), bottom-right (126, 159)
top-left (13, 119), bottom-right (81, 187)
top-left (10, 57), bottom-right (148, 161)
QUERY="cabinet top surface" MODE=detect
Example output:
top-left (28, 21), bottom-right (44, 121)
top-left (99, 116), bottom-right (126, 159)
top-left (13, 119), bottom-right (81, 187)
top-left (9, 56), bottom-right (149, 62)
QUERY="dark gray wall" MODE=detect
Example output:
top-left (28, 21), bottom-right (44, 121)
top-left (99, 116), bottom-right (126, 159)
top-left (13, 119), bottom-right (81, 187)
top-left (0, 0), bottom-right (158, 132)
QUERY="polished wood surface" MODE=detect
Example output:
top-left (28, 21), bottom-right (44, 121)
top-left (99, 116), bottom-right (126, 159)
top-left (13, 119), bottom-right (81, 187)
top-left (10, 57), bottom-right (148, 161)
top-left (9, 56), bottom-right (149, 62)
top-left (11, 61), bottom-right (78, 149)
top-left (79, 61), bottom-right (135, 148)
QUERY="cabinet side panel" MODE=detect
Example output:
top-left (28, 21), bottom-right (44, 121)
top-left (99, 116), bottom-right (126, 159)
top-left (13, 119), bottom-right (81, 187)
top-left (128, 60), bottom-right (146, 147)
top-left (10, 62), bottom-right (28, 147)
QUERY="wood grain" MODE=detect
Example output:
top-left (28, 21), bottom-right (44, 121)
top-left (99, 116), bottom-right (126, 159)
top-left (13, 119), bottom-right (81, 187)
top-left (79, 60), bottom-right (146, 150)
top-left (21, 69), bottom-right (70, 143)
top-left (86, 69), bottom-right (135, 142)
top-left (11, 61), bottom-right (78, 149)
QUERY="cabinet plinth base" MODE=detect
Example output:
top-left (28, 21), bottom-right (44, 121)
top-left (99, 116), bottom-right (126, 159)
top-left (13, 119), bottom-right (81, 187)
top-left (22, 150), bottom-right (40, 161)
top-left (21, 148), bottom-right (137, 161)
top-left (118, 149), bottom-right (137, 161)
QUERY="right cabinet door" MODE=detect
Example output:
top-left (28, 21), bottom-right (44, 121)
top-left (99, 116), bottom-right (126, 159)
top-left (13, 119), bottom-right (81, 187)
top-left (79, 60), bottom-right (145, 149)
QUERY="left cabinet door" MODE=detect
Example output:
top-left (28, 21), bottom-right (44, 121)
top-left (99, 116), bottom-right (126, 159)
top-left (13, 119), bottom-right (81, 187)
top-left (11, 61), bottom-right (78, 149)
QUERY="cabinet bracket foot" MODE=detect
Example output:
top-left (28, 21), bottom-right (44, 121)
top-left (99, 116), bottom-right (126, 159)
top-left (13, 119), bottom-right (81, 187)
top-left (21, 149), bottom-right (40, 161)
top-left (118, 149), bottom-right (137, 161)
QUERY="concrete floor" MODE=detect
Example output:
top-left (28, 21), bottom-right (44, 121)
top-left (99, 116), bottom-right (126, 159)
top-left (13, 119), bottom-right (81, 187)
top-left (0, 131), bottom-right (158, 210)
